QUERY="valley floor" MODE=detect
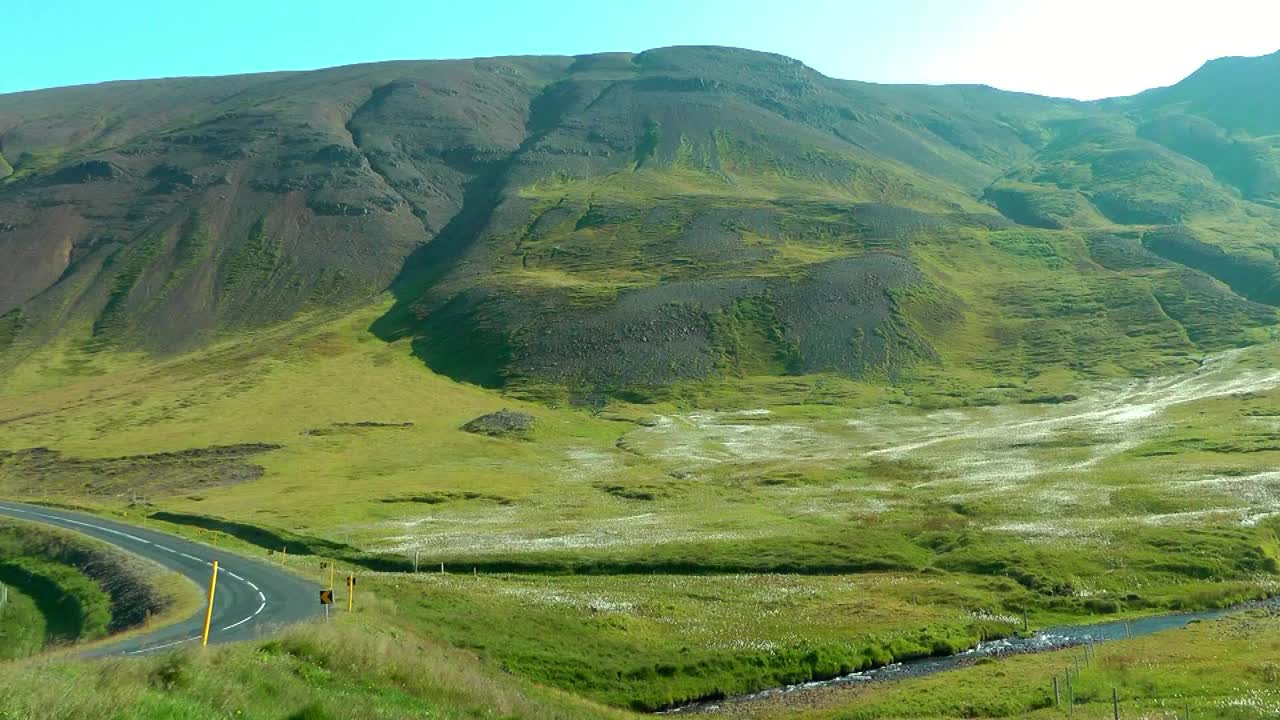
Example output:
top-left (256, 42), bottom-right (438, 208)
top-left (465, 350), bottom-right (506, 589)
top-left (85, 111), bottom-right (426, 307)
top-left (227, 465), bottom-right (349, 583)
top-left (693, 609), bottom-right (1280, 719)
top-left (3, 302), bottom-right (1280, 715)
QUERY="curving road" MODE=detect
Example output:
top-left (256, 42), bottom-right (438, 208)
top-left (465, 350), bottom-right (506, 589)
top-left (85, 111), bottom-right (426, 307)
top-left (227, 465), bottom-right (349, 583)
top-left (0, 501), bottom-right (321, 656)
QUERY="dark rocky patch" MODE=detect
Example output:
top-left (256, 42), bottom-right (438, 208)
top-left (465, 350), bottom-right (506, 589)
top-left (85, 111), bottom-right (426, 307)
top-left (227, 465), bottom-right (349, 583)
top-left (528, 204), bottom-right (582, 239)
top-left (598, 480), bottom-right (684, 501)
top-left (849, 204), bottom-right (943, 240)
top-left (312, 144), bottom-right (366, 168)
top-left (1019, 394), bottom-right (1079, 405)
top-left (575, 203), bottom-right (642, 230)
top-left (514, 278), bottom-right (767, 387)
top-left (1092, 190), bottom-right (1190, 225)
top-left (0, 444), bottom-right (281, 498)
top-left (984, 187), bottom-right (1071, 229)
top-left (46, 159), bottom-right (124, 185)
top-left (1086, 233), bottom-right (1167, 271)
top-left (1150, 269), bottom-right (1279, 349)
top-left (774, 254), bottom-right (935, 376)
top-left (1143, 226), bottom-right (1280, 306)
top-left (598, 484), bottom-right (658, 501)
top-left (642, 206), bottom-right (680, 228)
top-left (670, 208), bottom-right (778, 263)
top-left (306, 200), bottom-right (371, 216)
top-left (461, 410), bottom-right (536, 437)
top-left (949, 212), bottom-right (1015, 231)
top-left (146, 163), bottom-right (198, 194)
top-left (302, 421), bottom-right (414, 436)
top-left (418, 253), bottom-right (937, 391)
top-left (380, 491), bottom-right (512, 505)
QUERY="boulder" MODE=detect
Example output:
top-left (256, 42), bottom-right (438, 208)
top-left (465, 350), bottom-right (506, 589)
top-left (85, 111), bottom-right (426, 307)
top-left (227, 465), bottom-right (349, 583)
top-left (461, 409), bottom-right (535, 437)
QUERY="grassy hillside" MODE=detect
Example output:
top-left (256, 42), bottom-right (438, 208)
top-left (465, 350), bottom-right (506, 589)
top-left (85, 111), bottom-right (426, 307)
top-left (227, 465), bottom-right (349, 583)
top-left (6, 303), bottom-right (1280, 708)
top-left (7, 45), bottom-right (1280, 716)
top-left (0, 606), bottom-right (633, 720)
top-left (5, 47), bottom-right (1280, 397)
top-left (0, 519), bottom-right (195, 659)
top-left (715, 610), bottom-right (1280, 719)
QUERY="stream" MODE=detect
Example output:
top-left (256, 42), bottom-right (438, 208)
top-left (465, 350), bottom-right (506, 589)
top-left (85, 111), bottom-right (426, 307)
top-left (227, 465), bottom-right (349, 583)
top-left (662, 599), bottom-right (1279, 714)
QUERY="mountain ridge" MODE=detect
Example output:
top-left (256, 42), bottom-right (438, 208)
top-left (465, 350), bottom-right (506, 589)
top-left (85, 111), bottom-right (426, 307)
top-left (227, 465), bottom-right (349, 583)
top-left (3, 45), bottom-right (1280, 401)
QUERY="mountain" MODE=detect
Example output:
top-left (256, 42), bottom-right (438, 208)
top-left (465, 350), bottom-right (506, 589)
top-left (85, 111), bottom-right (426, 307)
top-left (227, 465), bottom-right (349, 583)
top-left (3, 46), bottom-right (1280, 401)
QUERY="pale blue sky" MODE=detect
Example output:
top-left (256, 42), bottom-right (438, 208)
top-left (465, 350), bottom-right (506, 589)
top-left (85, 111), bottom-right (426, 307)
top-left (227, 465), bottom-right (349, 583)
top-left (5, 0), bottom-right (1279, 99)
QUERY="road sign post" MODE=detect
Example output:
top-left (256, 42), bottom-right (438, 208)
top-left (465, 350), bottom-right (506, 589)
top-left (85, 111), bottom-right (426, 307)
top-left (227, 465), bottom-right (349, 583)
top-left (201, 560), bottom-right (219, 647)
top-left (320, 588), bottom-right (334, 621)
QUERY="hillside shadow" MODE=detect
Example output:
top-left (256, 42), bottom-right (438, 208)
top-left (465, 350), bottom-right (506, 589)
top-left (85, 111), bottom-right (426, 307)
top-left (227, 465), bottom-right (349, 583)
top-left (368, 80), bottom-right (585, 381)
top-left (367, 163), bottom-right (511, 345)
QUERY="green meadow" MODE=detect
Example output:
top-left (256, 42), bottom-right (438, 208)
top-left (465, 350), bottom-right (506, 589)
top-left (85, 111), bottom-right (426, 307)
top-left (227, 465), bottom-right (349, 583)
top-left (4, 299), bottom-right (1280, 712)
top-left (730, 611), bottom-right (1280, 719)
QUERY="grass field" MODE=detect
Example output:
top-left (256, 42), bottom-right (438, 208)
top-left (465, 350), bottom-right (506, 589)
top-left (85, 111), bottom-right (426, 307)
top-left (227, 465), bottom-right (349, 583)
top-left (0, 580), bottom-right (46, 660)
top-left (6, 45), bottom-right (1280, 719)
top-left (4, 299), bottom-right (1280, 710)
top-left (0, 603), bottom-right (633, 720)
top-left (724, 610), bottom-right (1280, 719)
top-left (7, 575), bottom-right (1280, 719)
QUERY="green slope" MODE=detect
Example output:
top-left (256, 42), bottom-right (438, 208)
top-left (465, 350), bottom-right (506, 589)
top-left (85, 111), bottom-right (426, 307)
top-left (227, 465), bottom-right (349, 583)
top-left (7, 45), bottom-right (1280, 716)
top-left (5, 46), bottom-right (1280, 397)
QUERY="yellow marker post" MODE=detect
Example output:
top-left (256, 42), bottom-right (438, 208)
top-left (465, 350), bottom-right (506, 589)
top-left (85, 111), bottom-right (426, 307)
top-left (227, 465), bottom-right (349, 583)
top-left (201, 561), bottom-right (219, 647)
top-left (347, 575), bottom-right (355, 612)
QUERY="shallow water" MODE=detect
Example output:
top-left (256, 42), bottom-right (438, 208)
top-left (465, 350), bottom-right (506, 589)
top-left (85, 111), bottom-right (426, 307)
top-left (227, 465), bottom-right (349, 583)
top-left (663, 601), bottom-right (1273, 714)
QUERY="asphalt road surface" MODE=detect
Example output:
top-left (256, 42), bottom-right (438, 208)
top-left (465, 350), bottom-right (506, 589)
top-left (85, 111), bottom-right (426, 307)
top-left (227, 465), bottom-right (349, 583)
top-left (0, 501), bottom-right (321, 656)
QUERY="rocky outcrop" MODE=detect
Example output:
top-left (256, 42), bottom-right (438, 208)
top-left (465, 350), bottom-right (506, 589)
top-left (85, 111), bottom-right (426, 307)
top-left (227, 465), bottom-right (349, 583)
top-left (461, 410), bottom-right (536, 437)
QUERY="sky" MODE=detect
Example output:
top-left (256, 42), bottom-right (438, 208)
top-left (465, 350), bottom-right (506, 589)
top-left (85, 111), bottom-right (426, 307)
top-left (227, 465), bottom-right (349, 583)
top-left (4, 0), bottom-right (1280, 99)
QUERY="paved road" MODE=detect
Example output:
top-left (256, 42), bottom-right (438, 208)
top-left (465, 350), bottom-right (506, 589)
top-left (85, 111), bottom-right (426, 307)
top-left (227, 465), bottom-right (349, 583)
top-left (0, 501), bottom-right (321, 656)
